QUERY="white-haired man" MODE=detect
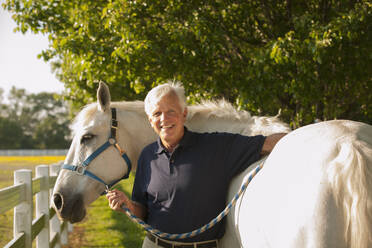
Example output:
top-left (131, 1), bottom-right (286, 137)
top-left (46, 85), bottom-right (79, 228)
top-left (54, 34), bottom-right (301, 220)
top-left (107, 83), bottom-right (286, 248)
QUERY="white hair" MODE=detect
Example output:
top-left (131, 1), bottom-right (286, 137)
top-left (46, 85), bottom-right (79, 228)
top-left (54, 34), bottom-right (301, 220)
top-left (144, 81), bottom-right (187, 116)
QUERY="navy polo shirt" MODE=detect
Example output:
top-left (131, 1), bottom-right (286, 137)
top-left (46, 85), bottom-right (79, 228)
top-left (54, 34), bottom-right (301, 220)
top-left (132, 127), bottom-right (265, 242)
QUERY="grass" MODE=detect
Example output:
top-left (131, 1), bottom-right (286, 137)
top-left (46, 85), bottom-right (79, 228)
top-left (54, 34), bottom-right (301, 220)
top-left (66, 176), bottom-right (146, 248)
top-left (0, 156), bottom-right (65, 188)
top-left (0, 156), bottom-right (145, 248)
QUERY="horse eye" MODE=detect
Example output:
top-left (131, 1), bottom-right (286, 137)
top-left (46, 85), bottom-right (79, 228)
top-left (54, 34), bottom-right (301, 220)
top-left (80, 134), bottom-right (95, 144)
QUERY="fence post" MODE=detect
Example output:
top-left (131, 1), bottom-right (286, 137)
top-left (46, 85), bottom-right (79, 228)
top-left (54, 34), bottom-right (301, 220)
top-left (50, 164), bottom-right (61, 248)
top-left (36, 165), bottom-right (50, 248)
top-left (14, 169), bottom-right (32, 248)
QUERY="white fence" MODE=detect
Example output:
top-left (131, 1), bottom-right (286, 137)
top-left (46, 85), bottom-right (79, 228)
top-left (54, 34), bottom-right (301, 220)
top-left (0, 163), bottom-right (72, 248)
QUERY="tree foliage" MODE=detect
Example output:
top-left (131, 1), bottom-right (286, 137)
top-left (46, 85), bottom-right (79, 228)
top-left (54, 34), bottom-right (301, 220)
top-left (0, 87), bottom-right (71, 149)
top-left (3, 0), bottom-right (371, 127)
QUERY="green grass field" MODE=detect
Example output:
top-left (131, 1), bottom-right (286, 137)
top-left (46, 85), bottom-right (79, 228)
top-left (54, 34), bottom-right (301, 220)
top-left (0, 156), bottom-right (145, 248)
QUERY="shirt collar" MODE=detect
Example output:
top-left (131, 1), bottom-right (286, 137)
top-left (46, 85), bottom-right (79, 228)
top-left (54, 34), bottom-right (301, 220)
top-left (155, 127), bottom-right (194, 154)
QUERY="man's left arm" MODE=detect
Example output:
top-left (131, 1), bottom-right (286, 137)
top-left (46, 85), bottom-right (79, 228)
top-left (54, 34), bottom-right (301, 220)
top-left (261, 133), bottom-right (287, 155)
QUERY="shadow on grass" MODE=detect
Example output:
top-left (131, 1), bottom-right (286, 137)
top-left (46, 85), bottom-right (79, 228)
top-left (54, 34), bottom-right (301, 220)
top-left (109, 182), bottom-right (146, 248)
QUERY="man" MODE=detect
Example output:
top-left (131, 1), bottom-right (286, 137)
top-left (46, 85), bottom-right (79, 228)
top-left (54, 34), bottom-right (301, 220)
top-left (107, 83), bottom-right (286, 248)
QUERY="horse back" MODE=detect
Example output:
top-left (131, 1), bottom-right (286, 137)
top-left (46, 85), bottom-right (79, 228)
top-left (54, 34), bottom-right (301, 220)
top-left (231, 120), bottom-right (372, 248)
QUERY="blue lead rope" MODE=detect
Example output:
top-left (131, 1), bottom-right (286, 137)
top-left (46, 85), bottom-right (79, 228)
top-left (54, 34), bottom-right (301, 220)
top-left (121, 161), bottom-right (264, 240)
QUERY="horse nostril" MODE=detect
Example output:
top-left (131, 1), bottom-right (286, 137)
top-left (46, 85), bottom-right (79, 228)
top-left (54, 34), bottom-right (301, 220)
top-left (53, 193), bottom-right (63, 210)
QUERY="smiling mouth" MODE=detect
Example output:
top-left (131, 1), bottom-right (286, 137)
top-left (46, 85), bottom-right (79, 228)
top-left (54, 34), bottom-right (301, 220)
top-left (161, 124), bottom-right (175, 129)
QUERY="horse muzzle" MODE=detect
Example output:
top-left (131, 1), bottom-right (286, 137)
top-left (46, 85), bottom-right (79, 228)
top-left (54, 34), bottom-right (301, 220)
top-left (52, 191), bottom-right (86, 223)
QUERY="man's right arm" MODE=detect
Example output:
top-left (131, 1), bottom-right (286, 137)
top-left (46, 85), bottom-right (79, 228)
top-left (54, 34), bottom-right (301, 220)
top-left (124, 199), bottom-right (147, 220)
top-left (106, 189), bottom-right (147, 220)
top-left (260, 133), bottom-right (287, 156)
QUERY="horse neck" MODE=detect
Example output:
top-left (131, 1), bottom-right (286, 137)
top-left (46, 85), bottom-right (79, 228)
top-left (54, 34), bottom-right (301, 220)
top-left (115, 102), bottom-right (157, 170)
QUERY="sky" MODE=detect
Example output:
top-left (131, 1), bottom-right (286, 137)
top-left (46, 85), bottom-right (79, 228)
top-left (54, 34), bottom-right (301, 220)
top-left (0, 1), bottom-right (64, 98)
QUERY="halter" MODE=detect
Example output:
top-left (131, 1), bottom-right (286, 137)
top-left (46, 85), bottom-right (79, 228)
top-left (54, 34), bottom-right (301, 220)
top-left (62, 108), bottom-right (132, 194)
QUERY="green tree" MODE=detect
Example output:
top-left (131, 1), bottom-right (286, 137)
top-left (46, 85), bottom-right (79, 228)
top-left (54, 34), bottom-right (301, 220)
top-left (3, 0), bottom-right (371, 127)
top-left (0, 86), bottom-right (71, 149)
top-left (0, 117), bottom-right (24, 149)
top-left (26, 91), bottom-right (71, 148)
top-left (0, 88), bottom-right (6, 116)
top-left (33, 116), bottom-right (70, 149)
top-left (0, 88), bottom-right (4, 104)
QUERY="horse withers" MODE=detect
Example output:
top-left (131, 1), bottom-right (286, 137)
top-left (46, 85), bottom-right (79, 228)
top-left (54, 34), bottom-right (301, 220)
top-left (52, 82), bottom-right (372, 248)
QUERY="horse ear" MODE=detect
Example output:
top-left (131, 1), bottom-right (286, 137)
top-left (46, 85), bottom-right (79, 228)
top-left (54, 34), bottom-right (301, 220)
top-left (97, 82), bottom-right (111, 112)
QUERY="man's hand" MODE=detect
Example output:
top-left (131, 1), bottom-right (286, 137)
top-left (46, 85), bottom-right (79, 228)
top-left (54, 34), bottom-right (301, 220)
top-left (106, 189), bottom-right (129, 212)
top-left (106, 189), bottom-right (147, 220)
top-left (261, 133), bottom-right (287, 156)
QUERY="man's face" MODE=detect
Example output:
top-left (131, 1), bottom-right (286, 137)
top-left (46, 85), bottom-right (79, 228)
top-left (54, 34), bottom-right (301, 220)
top-left (148, 93), bottom-right (187, 149)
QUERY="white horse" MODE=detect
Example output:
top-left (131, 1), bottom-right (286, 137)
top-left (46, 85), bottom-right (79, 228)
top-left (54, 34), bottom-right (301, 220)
top-left (52, 83), bottom-right (372, 248)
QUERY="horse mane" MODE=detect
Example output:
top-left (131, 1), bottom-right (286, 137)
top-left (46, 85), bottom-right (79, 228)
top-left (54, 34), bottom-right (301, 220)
top-left (187, 99), bottom-right (291, 135)
top-left (71, 103), bottom-right (98, 134)
top-left (71, 101), bottom-right (145, 132)
top-left (112, 101), bottom-right (146, 114)
top-left (187, 99), bottom-right (252, 121)
top-left (114, 99), bottom-right (254, 121)
top-left (72, 99), bottom-right (290, 136)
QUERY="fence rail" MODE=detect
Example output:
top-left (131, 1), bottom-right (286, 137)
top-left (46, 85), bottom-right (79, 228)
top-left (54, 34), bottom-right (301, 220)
top-left (0, 163), bottom-right (72, 248)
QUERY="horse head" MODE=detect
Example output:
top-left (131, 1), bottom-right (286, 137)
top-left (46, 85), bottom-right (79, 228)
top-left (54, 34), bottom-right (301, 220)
top-left (52, 82), bottom-right (132, 223)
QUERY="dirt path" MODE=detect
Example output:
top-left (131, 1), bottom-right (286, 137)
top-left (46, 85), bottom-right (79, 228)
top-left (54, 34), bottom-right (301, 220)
top-left (63, 226), bottom-right (86, 248)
